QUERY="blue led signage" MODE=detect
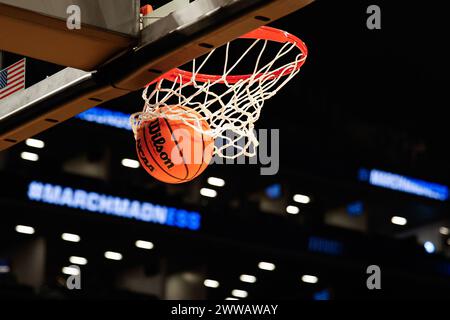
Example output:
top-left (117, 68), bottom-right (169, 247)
top-left (27, 181), bottom-right (201, 231)
top-left (359, 168), bottom-right (448, 201)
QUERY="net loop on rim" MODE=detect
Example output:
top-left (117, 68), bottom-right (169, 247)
top-left (131, 26), bottom-right (308, 159)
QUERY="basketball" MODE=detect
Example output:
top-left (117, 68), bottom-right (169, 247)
top-left (135, 105), bottom-right (214, 184)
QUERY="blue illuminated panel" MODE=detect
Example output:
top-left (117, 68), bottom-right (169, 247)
top-left (359, 168), bottom-right (448, 201)
top-left (313, 289), bottom-right (331, 301)
top-left (27, 181), bottom-right (201, 231)
top-left (308, 236), bottom-right (343, 256)
top-left (347, 201), bottom-right (363, 216)
top-left (76, 107), bottom-right (132, 131)
top-left (437, 263), bottom-right (450, 276)
top-left (265, 183), bottom-right (282, 199)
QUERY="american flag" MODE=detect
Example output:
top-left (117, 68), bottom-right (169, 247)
top-left (0, 58), bottom-right (26, 100)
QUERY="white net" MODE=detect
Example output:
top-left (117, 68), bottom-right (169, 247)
top-left (131, 29), bottom-right (307, 159)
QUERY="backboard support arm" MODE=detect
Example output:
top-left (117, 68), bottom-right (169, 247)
top-left (0, 0), bottom-right (314, 151)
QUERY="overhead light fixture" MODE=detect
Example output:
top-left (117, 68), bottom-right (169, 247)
top-left (21, 151), bottom-right (39, 161)
top-left (391, 216), bottom-right (407, 226)
top-left (204, 279), bottom-right (220, 288)
top-left (301, 274), bottom-right (318, 284)
top-left (200, 188), bottom-right (217, 198)
top-left (293, 194), bottom-right (310, 204)
top-left (15, 225), bottom-right (35, 235)
top-left (239, 274), bottom-right (257, 283)
top-left (62, 266), bottom-right (80, 276)
top-left (423, 241), bottom-right (435, 254)
top-left (225, 297), bottom-right (239, 300)
top-left (286, 205), bottom-right (300, 215)
top-left (104, 251), bottom-right (122, 261)
top-left (25, 138), bottom-right (45, 149)
top-left (61, 233), bottom-right (80, 242)
top-left (135, 240), bottom-right (154, 250)
top-left (0, 265), bottom-right (10, 274)
top-left (258, 261), bottom-right (275, 271)
top-left (231, 289), bottom-right (248, 298)
top-left (69, 256), bottom-right (88, 265)
top-left (439, 227), bottom-right (449, 235)
top-left (207, 177), bottom-right (225, 187)
top-left (121, 158), bottom-right (140, 168)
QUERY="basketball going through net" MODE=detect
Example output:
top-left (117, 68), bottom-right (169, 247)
top-left (131, 26), bottom-right (308, 183)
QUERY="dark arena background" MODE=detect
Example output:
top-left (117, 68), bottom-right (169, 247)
top-left (0, 0), bottom-right (449, 304)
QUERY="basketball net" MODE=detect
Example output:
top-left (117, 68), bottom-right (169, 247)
top-left (131, 26), bottom-right (308, 159)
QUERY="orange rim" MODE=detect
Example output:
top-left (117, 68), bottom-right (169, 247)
top-left (151, 26), bottom-right (308, 85)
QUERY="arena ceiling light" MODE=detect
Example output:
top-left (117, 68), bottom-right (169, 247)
top-left (15, 225), bottom-right (35, 234)
top-left (424, 241), bottom-right (435, 254)
top-left (121, 158), bottom-right (140, 168)
top-left (240, 274), bottom-right (257, 283)
top-left (391, 216), bottom-right (407, 226)
top-left (231, 289), bottom-right (248, 298)
top-left (20, 151), bottom-right (39, 161)
top-left (135, 240), bottom-right (154, 250)
top-left (62, 266), bottom-right (80, 276)
top-left (258, 261), bottom-right (276, 271)
top-left (225, 297), bottom-right (239, 300)
top-left (25, 138), bottom-right (45, 149)
top-left (61, 233), bottom-right (81, 242)
top-left (293, 194), bottom-right (311, 204)
top-left (301, 274), bottom-right (318, 284)
top-left (69, 256), bottom-right (88, 265)
top-left (286, 205), bottom-right (300, 215)
top-left (207, 177), bottom-right (225, 187)
top-left (104, 251), bottom-right (123, 261)
top-left (200, 188), bottom-right (217, 198)
top-left (0, 266), bottom-right (10, 274)
top-left (203, 279), bottom-right (220, 288)
top-left (439, 227), bottom-right (449, 235)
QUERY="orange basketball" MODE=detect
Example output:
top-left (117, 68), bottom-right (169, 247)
top-left (135, 106), bottom-right (214, 184)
